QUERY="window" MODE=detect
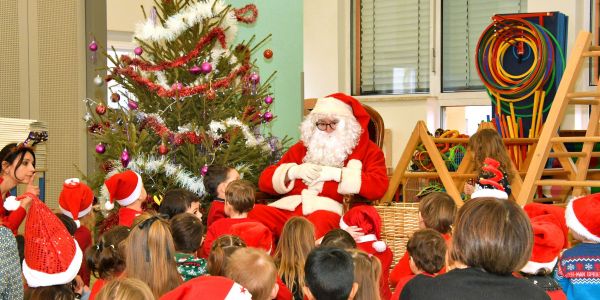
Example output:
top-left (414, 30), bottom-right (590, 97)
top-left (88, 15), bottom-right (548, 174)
top-left (353, 0), bottom-right (430, 95)
top-left (442, 0), bottom-right (527, 92)
top-left (442, 106), bottom-right (492, 135)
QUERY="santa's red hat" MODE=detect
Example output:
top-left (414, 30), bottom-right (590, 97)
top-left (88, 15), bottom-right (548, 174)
top-left (59, 178), bottom-right (94, 228)
top-left (565, 193), bottom-right (600, 243)
top-left (521, 214), bottom-right (565, 274)
top-left (22, 197), bottom-right (82, 287)
top-left (103, 170), bottom-right (144, 210)
top-left (160, 276), bottom-right (252, 300)
top-left (340, 205), bottom-right (387, 253)
top-left (230, 221), bottom-right (273, 255)
top-left (524, 203), bottom-right (569, 248)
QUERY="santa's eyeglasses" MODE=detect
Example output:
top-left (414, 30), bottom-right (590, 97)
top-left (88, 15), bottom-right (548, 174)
top-left (315, 121), bottom-right (338, 131)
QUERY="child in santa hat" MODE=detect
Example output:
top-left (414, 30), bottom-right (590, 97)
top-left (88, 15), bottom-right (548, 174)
top-left (555, 193), bottom-right (600, 299)
top-left (103, 170), bottom-right (147, 227)
top-left (340, 205), bottom-right (392, 300)
top-left (170, 212), bottom-right (208, 281)
top-left (203, 165), bottom-right (240, 227)
top-left (226, 248), bottom-right (280, 300)
top-left (59, 178), bottom-right (94, 286)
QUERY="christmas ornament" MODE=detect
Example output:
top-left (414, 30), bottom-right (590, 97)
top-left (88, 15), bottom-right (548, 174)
top-left (200, 62), bottom-right (212, 74)
top-left (95, 104), bottom-right (107, 115)
top-left (263, 49), bottom-right (273, 59)
top-left (134, 46), bottom-right (143, 56)
top-left (205, 89), bottom-right (217, 100)
top-left (120, 149), bottom-right (130, 168)
top-left (158, 144), bottom-right (169, 155)
top-left (88, 41), bottom-right (98, 52)
top-left (263, 111), bottom-right (273, 122)
top-left (201, 165), bottom-right (209, 176)
top-left (189, 65), bottom-right (202, 75)
top-left (172, 82), bottom-right (183, 91)
top-left (249, 72), bottom-right (260, 84)
top-left (264, 95), bottom-right (274, 105)
top-left (83, 112), bottom-right (92, 121)
top-left (95, 143), bottom-right (106, 154)
top-left (127, 99), bottom-right (139, 110)
top-left (110, 93), bottom-right (120, 102)
top-left (93, 75), bottom-right (104, 86)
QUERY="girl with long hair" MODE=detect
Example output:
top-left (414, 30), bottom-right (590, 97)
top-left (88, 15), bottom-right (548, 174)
top-left (347, 248), bottom-right (382, 300)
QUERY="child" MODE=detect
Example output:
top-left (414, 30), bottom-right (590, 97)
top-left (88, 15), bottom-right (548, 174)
top-left (160, 276), bottom-right (251, 300)
top-left (340, 206), bottom-right (392, 300)
top-left (207, 235), bottom-right (247, 276)
top-left (104, 170), bottom-right (148, 227)
top-left (274, 216), bottom-right (315, 300)
top-left (470, 157), bottom-right (511, 199)
top-left (0, 226), bottom-right (22, 299)
top-left (125, 212), bottom-right (182, 298)
top-left (95, 278), bottom-right (155, 300)
top-left (320, 228), bottom-right (356, 249)
top-left (303, 247), bottom-right (358, 300)
top-left (203, 165), bottom-right (240, 226)
top-left (59, 178), bottom-right (94, 286)
top-left (170, 212), bottom-right (207, 281)
top-left (464, 129), bottom-right (514, 197)
top-left (85, 225), bottom-right (130, 300)
top-left (201, 179), bottom-right (263, 257)
top-left (158, 188), bottom-right (202, 220)
top-left (556, 194), bottom-right (600, 299)
top-left (393, 229), bottom-right (446, 300)
top-left (226, 248), bottom-right (280, 300)
top-left (347, 249), bottom-right (382, 300)
top-left (389, 192), bottom-right (456, 286)
top-left (230, 221), bottom-right (274, 254)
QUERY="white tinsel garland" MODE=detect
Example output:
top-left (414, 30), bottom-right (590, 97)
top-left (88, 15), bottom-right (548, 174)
top-left (208, 117), bottom-right (266, 147)
top-left (134, 0), bottom-right (238, 45)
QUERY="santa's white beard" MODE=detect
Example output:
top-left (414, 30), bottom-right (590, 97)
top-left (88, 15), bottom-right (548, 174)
top-left (300, 115), bottom-right (362, 167)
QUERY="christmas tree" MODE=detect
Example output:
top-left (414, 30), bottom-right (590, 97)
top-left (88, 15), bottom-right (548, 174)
top-left (84, 0), bottom-right (286, 209)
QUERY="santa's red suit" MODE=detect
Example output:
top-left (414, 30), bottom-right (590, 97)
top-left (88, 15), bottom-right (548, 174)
top-left (249, 93), bottom-right (389, 238)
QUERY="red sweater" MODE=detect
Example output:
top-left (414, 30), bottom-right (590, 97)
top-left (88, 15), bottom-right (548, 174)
top-left (118, 207), bottom-right (141, 227)
top-left (74, 226), bottom-right (92, 286)
top-left (206, 200), bottom-right (226, 227)
top-left (0, 190), bottom-right (26, 235)
top-left (201, 217), bottom-right (264, 258)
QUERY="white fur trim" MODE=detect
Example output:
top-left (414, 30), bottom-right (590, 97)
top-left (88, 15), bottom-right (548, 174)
top-left (311, 97), bottom-right (353, 118)
top-left (74, 220), bottom-right (81, 228)
top-left (520, 257), bottom-right (558, 274)
top-left (272, 163), bottom-right (296, 194)
top-left (64, 178), bottom-right (80, 185)
top-left (566, 197), bottom-right (600, 243)
top-left (355, 233), bottom-right (377, 243)
top-left (268, 195), bottom-right (302, 211)
top-left (225, 281), bottom-right (253, 300)
top-left (59, 203), bottom-right (93, 220)
top-left (338, 160), bottom-right (362, 195)
top-left (104, 200), bottom-right (115, 211)
top-left (116, 172), bottom-right (143, 207)
top-left (471, 187), bottom-right (508, 200)
top-left (3, 196), bottom-right (20, 211)
top-left (301, 189), bottom-right (343, 216)
top-left (372, 240), bottom-right (387, 252)
top-left (22, 241), bottom-right (83, 287)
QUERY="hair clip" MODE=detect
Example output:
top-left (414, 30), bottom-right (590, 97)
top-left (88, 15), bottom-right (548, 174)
top-left (95, 244), bottom-right (101, 251)
top-left (109, 244), bottom-right (115, 249)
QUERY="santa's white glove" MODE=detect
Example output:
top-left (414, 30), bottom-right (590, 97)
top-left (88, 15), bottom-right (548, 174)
top-left (287, 163), bottom-right (322, 184)
top-left (314, 166), bottom-right (342, 182)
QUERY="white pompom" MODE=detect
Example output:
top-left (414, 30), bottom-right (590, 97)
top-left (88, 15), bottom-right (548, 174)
top-left (104, 200), bottom-right (115, 211)
top-left (74, 219), bottom-right (81, 228)
top-left (3, 196), bottom-right (20, 211)
top-left (372, 240), bottom-right (387, 253)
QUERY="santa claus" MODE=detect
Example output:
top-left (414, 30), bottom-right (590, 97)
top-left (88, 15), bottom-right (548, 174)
top-left (249, 93), bottom-right (389, 238)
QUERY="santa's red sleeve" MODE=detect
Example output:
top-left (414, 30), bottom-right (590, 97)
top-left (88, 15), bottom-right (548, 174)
top-left (258, 142), bottom-right (307, 195)
top-left (336, 142), bottom-right (389, 200)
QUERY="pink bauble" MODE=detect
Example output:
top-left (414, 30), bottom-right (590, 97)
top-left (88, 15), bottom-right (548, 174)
top-left (249, 72), bottom-right (260, 84)
top-left (95, 143), bottom-right (106, 154)
top-left (189, 65), bottom-right (202, 75)
top-left (264, 95), bottom-right (274, 104)
top-left (88, 41), bottom-right (98, 52)
top-left (120, 149), bottom-right (130, 168)
top-left (263, 111), bottom-right (273, 122)
top-left (134, 47), bottom-right (143, 56)
top-left (200, 62), bottom-right (212, 74)
top-left (127, 100), bottom-right (139, 110)
top-left (201, 165), bottom-right (209, 176)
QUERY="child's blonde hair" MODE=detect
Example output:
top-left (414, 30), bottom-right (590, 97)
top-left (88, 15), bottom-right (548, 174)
top-left (347, 249), bottom-right (382, 300)
top-left (468, 128), bottom-right (513, 181)
top-left (274, 216), bottom-right (315, 297)
top-left (125, 212), bottom-right (182, 298)
top-left (226, 248), bottom-right (277, 300)
top-left (95, 278), bottom-right (156, 300)
top-left (225, 179), bottom-right (255, 213)
top-left (207, 235), bottom-right (246, 276)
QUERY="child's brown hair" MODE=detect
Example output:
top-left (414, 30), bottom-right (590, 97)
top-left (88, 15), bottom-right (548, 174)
top-left (347, 249), bottom-right (382, 300)
top-left (85, 225), bottom-right (130, 280)
top-left (170, 213), bottom-right (203, 254)
top-left (226, 248), bottom-right (277, 300)
top-left (207, 234), bottom-right (246, 276)
top-left (407, 229), bottom-right (447, 274)
top-left (468, 128), bottom-right (514, 181)
top-left (419, 192), bottom-right (456, 234)
top-left (225, 179), bottom-right (255, 213)
top-left (320, 228), bottom-right (357, 249)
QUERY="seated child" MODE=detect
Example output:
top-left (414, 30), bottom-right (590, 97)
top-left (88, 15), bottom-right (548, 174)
top-left (347, 249), bottom-right (382, 300)
top-left (556, 194), bottom-right (600, 299)
top-left (104, 170), bottom-right (148, 227)
top-left (225, 248), bottom-right (280, 300)
top-left (393, 229), bottom-right (446, 300)
top-left (95, 278), bottom-right (155, 300)
top-left (170, 212), bottom-right (207, 281)
top-left (320, 228), bottom-right (356, 249)
top-left (390, 192), bottom-right (455, 286)
top-left (159, 189), bottom-right (202, 220)
top-left (201, 179), bottom-right (264, 257)
top-left (203, 166), bottom-right (240, 226)
top-left (303, 247), bottom-right (358, 300)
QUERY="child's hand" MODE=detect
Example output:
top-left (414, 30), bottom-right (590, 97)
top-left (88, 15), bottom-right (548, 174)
top-left (343, 225), bottom-right (365, 240)
top-left (463, 182), bottom-right (474, 195)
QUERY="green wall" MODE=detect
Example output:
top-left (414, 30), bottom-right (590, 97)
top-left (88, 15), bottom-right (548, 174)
top-left (226, 0), bottom-right (303, 141)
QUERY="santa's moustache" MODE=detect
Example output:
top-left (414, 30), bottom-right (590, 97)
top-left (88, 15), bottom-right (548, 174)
top-left (300, 115), bottom-right (362, 167)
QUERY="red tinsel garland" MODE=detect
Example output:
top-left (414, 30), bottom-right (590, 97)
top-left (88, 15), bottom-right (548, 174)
top-left (141, 114), bottom-right (205, 146)
top-left (234, 4), bottom-right (258, 24)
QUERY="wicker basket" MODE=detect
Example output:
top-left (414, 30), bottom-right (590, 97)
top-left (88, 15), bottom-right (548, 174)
top-left (375, 202), bottom-right (420, 266)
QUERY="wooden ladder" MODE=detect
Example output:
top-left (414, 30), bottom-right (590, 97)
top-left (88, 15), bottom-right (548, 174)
top-left (516, 31), bottom-right (600, 205)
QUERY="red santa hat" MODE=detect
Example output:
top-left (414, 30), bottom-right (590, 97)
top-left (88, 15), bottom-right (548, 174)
top-left (160, 276), bottom-right (252, 300)
top-left (230, 221), bottom-right (273, 255)
top-left (58, 178), bottom-right (94, 228)
top-left (521, 214), bottom-right (565, 274)
top-left (103, 170), bottom-right (144, 210)
top-left (339, 205), bottom-right (387, 253)
top-left (22, 197), bottom-right (82, 287)
top-left (565, 193), bottom-right (600, 243)
top-left (523, 203), bottom-right (569, 248)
